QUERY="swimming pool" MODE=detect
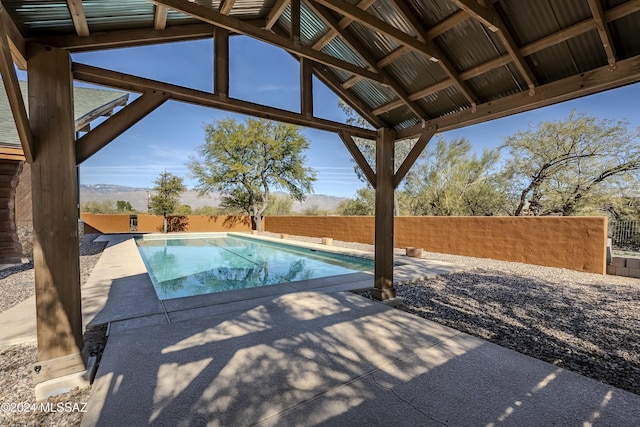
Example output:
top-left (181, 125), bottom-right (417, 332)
top-left (135, 234), bottom-right (374, 300)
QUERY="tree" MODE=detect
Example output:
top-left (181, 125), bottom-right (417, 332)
top-left (149, 171), bottom-right (187, 232)
top-left (403, 136), bottom-right (504, 216)
top-left (188, 118), bottom-right (316, 231)
top-left (501, 112), bottom-right (640, 216)
top-left (264, 194), bottom-right (293, 216)
top-left (80, 200), bottom-right (116, 214)
top-left (336, 188), bottom-right (375, 215)
top-left (116, 200), bottom-right (135, 213)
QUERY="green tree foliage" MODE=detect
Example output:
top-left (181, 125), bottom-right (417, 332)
top-left (403, 136), bottom-right (504, 216)
top-left (174, 205), bottom-right (192, 215)
top-left (149, 171), bottom-right (187, 232)
top-left (501, 112), bottom-right (640, 216)
top-left (336, 188), bottom-right (375, 215)
top-left (116, 200), bottom-right (135, 213)
top-left (80, 200), bottom-right (116, 214)
top-left (192, 205), bottom-right (225, 216)
top-left (188, 118), bottom-right (316, 231)
top-left (263, 194), bottom-right (294, 216)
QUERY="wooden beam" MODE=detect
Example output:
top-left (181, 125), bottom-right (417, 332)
top-left (314, 0), bottom-right (439, 62)
top-left (0, 147), bottom-right (26, 161)
top-left (300, 57), bottom-right (313, 117)
top-left (0, 7), bottom-right (26, 70)
top-left (310, 63), bottom-right (386, 128)
top-left (372, 127), bottom-right (395, 301)
top-left (0, 11), bottom-right (33, 163)
top-left (306, 0), bottom-right (427, 119)
top-left (28, 44), bottom-right (82, 361)
top-left (291, 0), bottom-right (300, 42)
top-left (396, 55), bottom-right (640, 138)
top-left (393, 125), bottom-right (436, 188)
top-left (265, 0), bottom-right (290, 30)
top-left (374, 9), bottom-right (468, 68)
top-left (311, 0), bottom-right (377, 50)
top-left (342, 75), bottom-right (362, 89)
top-left (214, 27), bottom-right (229, 98)
top-left (588, 0), bottom-right (617, 66)
top-left (154, 0), bottom-right (385, 84)
top-left (219, 0), bottom-right (237, 15)
top-left (154, 4), bottom-right (169, 30)
top-left (76, 90), bottom-right (168, 164)
top-left (66, 0), bottom-right (90, 37)
top-left (29, 24), bottom-right (217, 52)
top-left (372, 0), bottom-right (640, 117)
top-left (338, 130), bottom-right (376, 188)
top-left (72, 62), bottom-right (378, 139)
top-left (452, 0), bottom-right (536, 91)
top-left (450, 0), bottom-right (499, 32)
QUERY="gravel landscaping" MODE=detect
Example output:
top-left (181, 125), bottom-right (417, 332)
top-left (0, 234), bottom-right (107, 427)
top-left (1, 232), bottom-right (639, 426)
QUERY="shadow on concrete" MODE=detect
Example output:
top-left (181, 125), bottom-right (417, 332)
top-left (81, 291), bottom-right (640, 426)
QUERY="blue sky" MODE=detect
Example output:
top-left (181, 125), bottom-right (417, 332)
top-left (61, 37), bottom-right (640, 198)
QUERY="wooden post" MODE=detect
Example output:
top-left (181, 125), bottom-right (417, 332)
top-left (300, 57), bottom-right (313, 118)
top-left (214, 27), bottom-right (229, 99)
top-left (28, 44), bottom-right (83, 364)
top-left (371, 127), bottom-right (395, 300)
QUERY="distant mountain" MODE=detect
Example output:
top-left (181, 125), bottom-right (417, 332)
top-left (79, 185), bottom-right (347, 213)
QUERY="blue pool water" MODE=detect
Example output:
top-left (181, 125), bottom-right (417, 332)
top-left (136, 235), bottom-right (373, 300)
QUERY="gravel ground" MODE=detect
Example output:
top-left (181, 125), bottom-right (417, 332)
top-left (0, 234), bottom-right (107, 427)
top-left (263, 232), bottom-right (640, 396)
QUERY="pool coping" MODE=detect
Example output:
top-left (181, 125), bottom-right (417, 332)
top-left (84, 232), bottom-right (467, 335)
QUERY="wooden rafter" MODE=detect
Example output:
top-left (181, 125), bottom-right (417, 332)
top-left (310, 63), bottom-right (386, 128)
top-left (265, 0), bottom-right (290, 30)
top-left (291, 0), bottom-right (300, 42)
top-left (219, 0), bottom-right (237, 15)
top-left (153, 0), bottom-right (385, 84)
top-left (396, 55), bottom-right (640, 139)
top-left (75, 94), bottom-right (129, 133)
top-left (305, 0), bottom-right (428, 119)
top-left (450, 0), bottom-right (536, 92)
top-left (0, 9), bottom-right (33, 163)
top-left (373, 0), bottom-right (639, 117)
top-left (66, 0), bottom-right (89, 37)
top-left (387, 0), bottom-right (477, 106)
top-left (0, 6), bottom-right (25, 69)
top-left (587, 0), bottom-right (617, 66)
top-left (73, 62), bottom-right (378, 139)
top-left (311, 0), bottom-right (376, 50)
top-left (154, 4), bottom-right (169, 30)
top-left (374, 9), bottom-right (466, 69)
top-left (76, 90), bottom-right (169, 164)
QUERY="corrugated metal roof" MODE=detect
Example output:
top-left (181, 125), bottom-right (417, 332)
top-left (435, 18), bottom-right (505, 72)
top-left (1, 0), bottom-right (639, 131)
top-left (386, 51), bottom-right (447, 94)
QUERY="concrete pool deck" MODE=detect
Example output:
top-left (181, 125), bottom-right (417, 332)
top-left (3, 233), bottom-right (640, 425)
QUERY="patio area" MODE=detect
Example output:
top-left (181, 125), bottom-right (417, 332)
top-left (76, 235), bottom-right (640, 425)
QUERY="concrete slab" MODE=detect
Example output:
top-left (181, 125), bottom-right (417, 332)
top-left (82, 291), bottom-right (640, 426)
top-left (0, 296), bottom-right (37, 346)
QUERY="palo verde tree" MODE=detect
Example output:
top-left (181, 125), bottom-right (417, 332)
top-left (149, 171), bottom-right (187, 233)
top-left (403, 136), bottom-right (505, 216)
top-left (188, 117), bottom-right (316, 231)
top-left (501, 111), bottom-right (640, 216)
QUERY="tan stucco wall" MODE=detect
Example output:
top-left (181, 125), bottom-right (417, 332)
top-left (265, 216), bottom-right (607, 274)
top-left (80, 213), bottom-right (255, 234)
